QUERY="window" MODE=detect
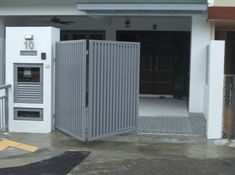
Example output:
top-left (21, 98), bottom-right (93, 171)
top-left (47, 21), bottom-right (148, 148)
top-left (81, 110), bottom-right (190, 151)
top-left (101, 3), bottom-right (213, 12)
top-left (17, 67), bottom-right (40, 82)
top-left (14, 64), bottom-right (43, 103)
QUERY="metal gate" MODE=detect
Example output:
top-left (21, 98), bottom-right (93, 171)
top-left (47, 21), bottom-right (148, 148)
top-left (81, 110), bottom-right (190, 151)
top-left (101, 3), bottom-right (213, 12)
top-left (88, 40), bottom-right (140, 140)
top-left (55, 40), bottom-right (140, 141)
top-left (55, 40), bottom-right (87, 141)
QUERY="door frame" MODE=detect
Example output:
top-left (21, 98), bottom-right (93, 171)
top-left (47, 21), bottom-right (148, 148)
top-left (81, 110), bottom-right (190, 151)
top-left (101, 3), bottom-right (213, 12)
top-left (116, 30), bottom-right (190, 98)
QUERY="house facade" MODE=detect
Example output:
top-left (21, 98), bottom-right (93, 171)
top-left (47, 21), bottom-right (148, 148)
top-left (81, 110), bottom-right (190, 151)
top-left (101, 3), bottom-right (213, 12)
top-left (208, 0), bottom-right (235, 138)
top-left (0, 0), bottom-right (227, 139)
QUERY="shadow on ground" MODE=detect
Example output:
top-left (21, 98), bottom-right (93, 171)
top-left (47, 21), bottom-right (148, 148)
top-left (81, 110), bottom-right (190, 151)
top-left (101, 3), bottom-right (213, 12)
top-left (0, 151), bottom-right (90, 175)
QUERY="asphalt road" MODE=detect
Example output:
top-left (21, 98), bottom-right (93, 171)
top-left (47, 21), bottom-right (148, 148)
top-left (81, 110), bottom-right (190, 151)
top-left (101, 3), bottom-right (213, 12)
top-left (76, 156), bottom-right (235, 175)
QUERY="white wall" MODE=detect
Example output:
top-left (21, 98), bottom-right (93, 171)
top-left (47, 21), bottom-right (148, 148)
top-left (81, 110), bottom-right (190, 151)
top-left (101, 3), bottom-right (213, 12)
top-left (5, 27), bottom-right (60, 133)
top-left (189, 14), bottom-right (211, 113)
top-left (203, 41), bottom-right (225, 139)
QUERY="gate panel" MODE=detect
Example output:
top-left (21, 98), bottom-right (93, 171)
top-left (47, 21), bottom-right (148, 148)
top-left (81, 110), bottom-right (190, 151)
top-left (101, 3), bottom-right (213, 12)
top-left (88, 40), bottom-right (140, 140)
top-left (55, 40), bottom-right (87, 141)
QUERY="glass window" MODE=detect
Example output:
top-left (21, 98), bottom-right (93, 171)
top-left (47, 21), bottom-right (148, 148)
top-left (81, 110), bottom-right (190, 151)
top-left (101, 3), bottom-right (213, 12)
top-left (17, 67), bottom-right (40, 82)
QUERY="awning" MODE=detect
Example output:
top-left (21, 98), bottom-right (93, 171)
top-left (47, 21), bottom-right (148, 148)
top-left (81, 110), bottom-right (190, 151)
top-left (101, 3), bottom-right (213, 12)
top-left (76, 3), bottom-right (207, 15)
top-left (208, 7), bottom-right (235, 21)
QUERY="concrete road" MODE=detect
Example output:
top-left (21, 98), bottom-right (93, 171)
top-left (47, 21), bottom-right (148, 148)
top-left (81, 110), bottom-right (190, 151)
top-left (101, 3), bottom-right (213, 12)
top-left (75, 157), bottom-right (235, 175)
top-left (0, 131), bottom-right (235, 175)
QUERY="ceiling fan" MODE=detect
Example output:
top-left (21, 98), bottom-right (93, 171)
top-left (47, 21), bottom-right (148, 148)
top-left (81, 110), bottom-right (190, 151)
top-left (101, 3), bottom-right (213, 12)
top-left (39, 16), bottom-right (75, 25)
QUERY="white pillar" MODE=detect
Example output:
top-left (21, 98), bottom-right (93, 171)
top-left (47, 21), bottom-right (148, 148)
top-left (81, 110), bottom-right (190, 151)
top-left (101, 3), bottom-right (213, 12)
top-left (0, 18), bottom-right (5, 85)
top-left (206, 41), bottom-right (225, 139)
top-left (189, 14), bottom-right (211, 113)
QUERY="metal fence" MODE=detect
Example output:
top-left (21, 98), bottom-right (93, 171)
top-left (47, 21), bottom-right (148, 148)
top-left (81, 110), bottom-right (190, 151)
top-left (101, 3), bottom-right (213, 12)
top-left (0, 84), bottom-right (11, 131)
top-left (223, 75), bottom-right (235, 139)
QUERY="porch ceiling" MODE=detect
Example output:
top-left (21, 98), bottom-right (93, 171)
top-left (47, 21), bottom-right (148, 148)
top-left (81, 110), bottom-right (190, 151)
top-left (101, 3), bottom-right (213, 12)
top-left (0, 0), bottom-right (207, 16)
top-left (76, 3), bottom-right (207, 15)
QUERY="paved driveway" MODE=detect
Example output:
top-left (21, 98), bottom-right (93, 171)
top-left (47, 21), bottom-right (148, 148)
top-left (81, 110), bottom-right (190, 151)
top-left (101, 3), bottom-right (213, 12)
top-left (0, 131), bottom-right (235, 175)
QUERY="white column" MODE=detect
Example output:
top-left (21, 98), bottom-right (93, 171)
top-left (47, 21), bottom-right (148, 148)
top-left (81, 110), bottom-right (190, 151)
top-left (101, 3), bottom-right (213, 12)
top-left (0, 17), bottom-right (5, 85)
top-left (189, 14), bottom-right (211, 113)
top-left (206, 41), bottom-right (225, 139)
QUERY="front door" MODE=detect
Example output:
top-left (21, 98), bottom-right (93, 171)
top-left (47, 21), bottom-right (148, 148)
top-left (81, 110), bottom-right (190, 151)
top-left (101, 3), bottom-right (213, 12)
top-left (117, 31), bottom-right (176, 95)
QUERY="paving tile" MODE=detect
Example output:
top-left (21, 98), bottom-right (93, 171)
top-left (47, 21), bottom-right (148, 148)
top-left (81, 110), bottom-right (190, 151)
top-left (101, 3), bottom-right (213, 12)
top-left (138, 114), bottom-right (206, 139)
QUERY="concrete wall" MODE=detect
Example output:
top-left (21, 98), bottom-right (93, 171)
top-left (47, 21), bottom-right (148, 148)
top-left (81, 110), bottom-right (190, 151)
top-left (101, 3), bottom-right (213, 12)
top-left (5, 27), bottom-right (60, 133)
top-left (203, 41), bottom-right (225, 139)
top-left (189, 14), bottom-right (211, 113)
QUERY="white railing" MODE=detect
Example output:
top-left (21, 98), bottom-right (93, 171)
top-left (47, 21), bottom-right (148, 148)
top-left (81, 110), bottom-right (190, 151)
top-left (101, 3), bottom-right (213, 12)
top-left (0, 84), bottom-right (11, 131)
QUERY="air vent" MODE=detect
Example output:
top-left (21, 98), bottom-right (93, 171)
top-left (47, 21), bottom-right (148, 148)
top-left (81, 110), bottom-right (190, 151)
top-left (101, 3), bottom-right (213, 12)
top-left (14, 108), bottom-right (43, 121)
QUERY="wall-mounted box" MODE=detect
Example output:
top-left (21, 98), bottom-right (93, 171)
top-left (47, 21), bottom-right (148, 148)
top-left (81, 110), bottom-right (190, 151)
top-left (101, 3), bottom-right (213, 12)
top-left (14, 64), bottom-right (43, 104)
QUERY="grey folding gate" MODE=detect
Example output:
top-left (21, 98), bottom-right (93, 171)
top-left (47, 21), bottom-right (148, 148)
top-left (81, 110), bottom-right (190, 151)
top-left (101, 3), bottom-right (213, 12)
top-left (55, 40), bottom-right (140, 141)
top-left (55, 40), bottom-right (87, 141)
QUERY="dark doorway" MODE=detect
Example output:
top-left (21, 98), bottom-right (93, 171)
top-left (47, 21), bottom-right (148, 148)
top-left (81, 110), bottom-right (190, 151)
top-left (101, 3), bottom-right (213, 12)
top-left (216, 31), bottom-right (235, 75)
top-left (61, 30), bottom-right (105, 41)
top-left (117, 31), bottom-right (190, 98)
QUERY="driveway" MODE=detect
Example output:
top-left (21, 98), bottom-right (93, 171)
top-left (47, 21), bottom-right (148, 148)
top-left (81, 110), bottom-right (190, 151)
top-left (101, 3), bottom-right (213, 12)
top-left (0, 131), bottom-right (234, 175)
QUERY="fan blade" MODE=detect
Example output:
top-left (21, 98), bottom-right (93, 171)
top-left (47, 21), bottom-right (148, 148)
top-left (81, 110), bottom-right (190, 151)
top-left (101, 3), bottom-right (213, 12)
top-left (38, 21), bottom-right (51, 22)
top-left (58, 21), bottom-right (75, 25)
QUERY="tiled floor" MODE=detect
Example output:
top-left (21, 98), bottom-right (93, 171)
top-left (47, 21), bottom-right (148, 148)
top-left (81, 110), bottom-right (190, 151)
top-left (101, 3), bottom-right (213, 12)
top-left (139, 97), bottom-right (188, 117)
top-left (138, 97), bottom-right (206, 138)
top-left (138, 116), bottom-right (190, 135)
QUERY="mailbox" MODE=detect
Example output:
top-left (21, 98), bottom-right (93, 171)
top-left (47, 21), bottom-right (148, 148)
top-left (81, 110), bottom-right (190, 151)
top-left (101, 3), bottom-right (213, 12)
top-left (6, 27), bottom-right (60, 133)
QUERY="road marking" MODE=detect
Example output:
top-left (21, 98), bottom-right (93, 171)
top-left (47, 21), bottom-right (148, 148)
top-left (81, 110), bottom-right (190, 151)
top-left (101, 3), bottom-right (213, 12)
top-left (0, 139), bottom-right (38, 152)
top-left (0, 142), bottom-right (8, 151)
